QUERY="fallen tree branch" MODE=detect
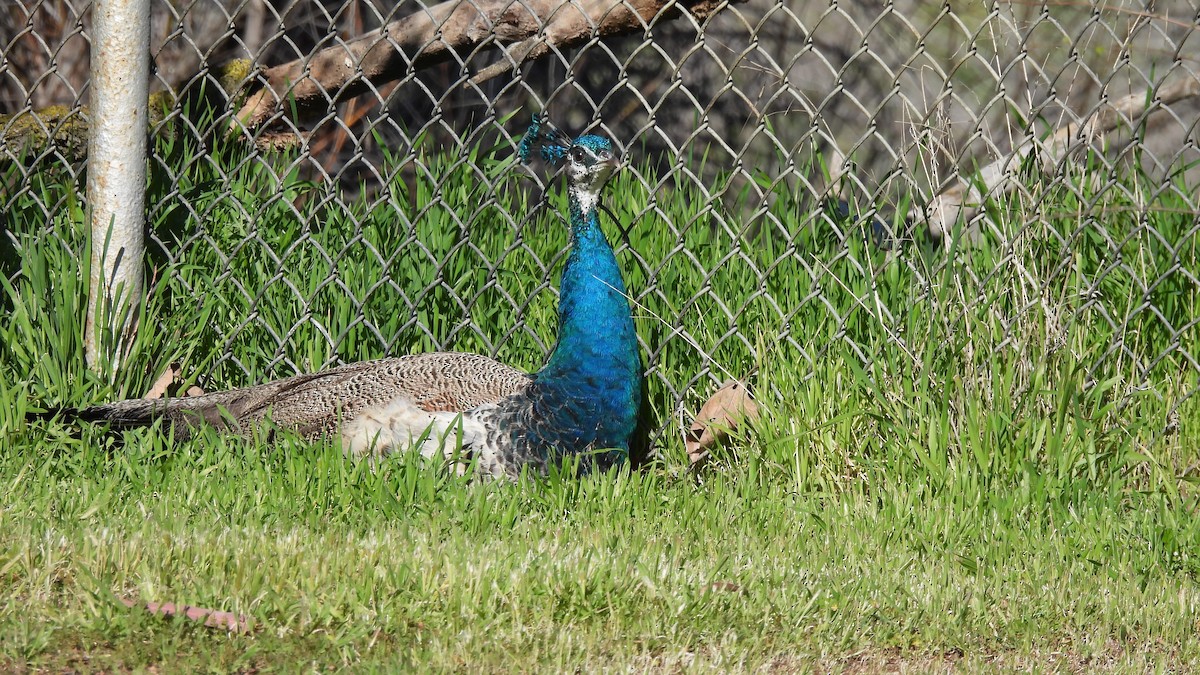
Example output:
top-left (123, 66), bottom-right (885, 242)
top-left (230, 0), bottom-right (743, 133)
top-left (0, 62), bottom-right (252, 160)
top-left (921, 74), bottom-right (1200, 246)
top-left (0, 91), bottom-right (178, 162)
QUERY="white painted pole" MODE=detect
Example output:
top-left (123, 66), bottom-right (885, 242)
top-left (86, 0), bottom-right (151, 370)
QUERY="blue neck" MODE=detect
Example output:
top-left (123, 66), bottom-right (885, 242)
top-left (533, 187), bottom-right (642, 454)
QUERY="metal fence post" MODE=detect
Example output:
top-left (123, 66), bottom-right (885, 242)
top-left (85, 0), bottom-right (151, 370)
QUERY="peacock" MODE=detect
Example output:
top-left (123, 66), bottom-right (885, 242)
top-left (34, 114), bottom-right (647, 478)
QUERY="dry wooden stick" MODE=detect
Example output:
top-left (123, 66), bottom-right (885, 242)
top-left (922, 74), bottom-right (1200, 245)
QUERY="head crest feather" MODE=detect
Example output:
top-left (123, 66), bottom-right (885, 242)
top-left (517, 112), bottom-right (573, 167)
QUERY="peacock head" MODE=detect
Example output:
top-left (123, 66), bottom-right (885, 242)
top-left (563, 135), bottom-right (619, 194)
top-left (517, 114), bottom-right (621, 196)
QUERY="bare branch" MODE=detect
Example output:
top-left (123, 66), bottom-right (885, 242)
top-left (230, 0), bottom-right (744, 132)
top-left (468, 35), bottom-right (551, 87)
top-left (921, 74), bottom-right (1200, 246)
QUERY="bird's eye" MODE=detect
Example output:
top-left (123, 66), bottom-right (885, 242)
top-left (570, 147), bottom-right (585, 162)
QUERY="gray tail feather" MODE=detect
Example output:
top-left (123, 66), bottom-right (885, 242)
top-left (28, 370), bottom-right (323, 435)
top-left (27, 396), bottom-right (232, 434)
top-left (28, 400), bottom-right (168, 429)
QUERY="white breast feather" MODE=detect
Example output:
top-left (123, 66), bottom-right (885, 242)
top-left (341, 396), bottom-right (501, 476)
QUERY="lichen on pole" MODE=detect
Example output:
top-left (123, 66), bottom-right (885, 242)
top-left (85, 0), bottom-right (151, 370)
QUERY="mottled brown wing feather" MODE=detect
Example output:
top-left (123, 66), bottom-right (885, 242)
top-left (240, 352), bottom-right (531, 438)
top-left (74, 352), bottom-right (532, 440)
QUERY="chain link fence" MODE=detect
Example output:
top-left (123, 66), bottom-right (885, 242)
top-left (3, 0), bottom-right (1199, 436)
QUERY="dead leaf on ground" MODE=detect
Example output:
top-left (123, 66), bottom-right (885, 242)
top-left (143, 363), bottom-right (206, 399)
top-left (143, 363), bottom-right (181, 399)
top-left (685, 379), bottom-right (760, 465)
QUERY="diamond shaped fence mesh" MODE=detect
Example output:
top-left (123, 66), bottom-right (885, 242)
top-left (2, 0), bottom-right (1198, 447)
